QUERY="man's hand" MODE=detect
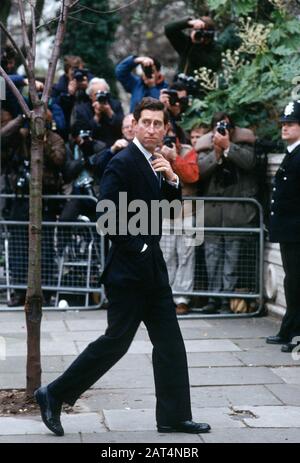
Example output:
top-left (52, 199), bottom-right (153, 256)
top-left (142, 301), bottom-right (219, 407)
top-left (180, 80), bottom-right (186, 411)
top-left (151, 151), bottom-right (177, 182)
top-left (188, 19), bottom-right (206, 29)
top-left (23, 78), bottom-right (44, 92)
top-left (160, 143), bottom-right (177, 162)
top-left (111, 138), bottom-right (129, 154)
top-left (68, 78), bottom-right (78, 95)
top-left (159, 89), bottom-right (171, 110)
top-left (93, 101), bottom-right (114, 122)
top-left (213, 129), bottom-right (230, 155)
top-left (134, 56), bottom-right (154, 68)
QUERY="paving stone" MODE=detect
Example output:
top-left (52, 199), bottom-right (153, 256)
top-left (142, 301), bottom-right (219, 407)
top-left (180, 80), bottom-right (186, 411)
top-left (189, 367), bottom-right (282, 386)
top-left (202, 428), bottom-right (300, 443)
top-left (0, 434), bottom-right (82, 443)
top-left (271, 367), bottom-right (300, 384)
top-left (0, 356), bottom-right (65, 373)
top-left (92, 369), bottom-right (155, 390)
top-left (65, 320), bottom-right (107, 332)
top-left (81, 431), bottom-right (203, 443)
top-left (76, 389), bottom-right (155, 412)
top-left (267, 384), bottom-right (300, 406)
top-left (187, 352), bottom-right (243, 367)
top-left (103, 407), bottom-right (244, 432)
top-left (235, 406), bottom-right (300, 428)
top-left (191, 385), bottom-right (281, 407)
top-left (235, 351), bottom-right (300, 367)
top-left (0, 413), bottom-right (106, 435)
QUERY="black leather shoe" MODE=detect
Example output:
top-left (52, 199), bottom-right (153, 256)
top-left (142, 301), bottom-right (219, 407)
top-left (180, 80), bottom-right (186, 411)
top-left (266, 335), bottom-right (290, 345)
top-left (34, 386), bottom-right (64, 436)
top-left (157, 420), bottom-right (211, 434)
top-left (199, 303), bottom-right (219, 314)
top-left (281, 342), bottom-right (300, 353)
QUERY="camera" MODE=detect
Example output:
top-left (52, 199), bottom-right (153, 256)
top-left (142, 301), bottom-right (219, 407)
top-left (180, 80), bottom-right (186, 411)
top-left (96, 90), bottom-right (110, 104)
top-left (176, 73), bottom-right (199, 97)
top-left (142, 65), bottom-right (154, 79)
top-left (73, 68), bottom-right (89, 82)
top-left (163, 135), bottom-right (176, 148)
top-left (194, 29), bottom-right (215, 42)
top-left (216, 120), bottom-right (231, 136)
top-left (163, 89), bottom-right (179, 106)
top-left (79, 129), bottom-right (92, 140)
top-left (16, 160), bottom-right (31, 194)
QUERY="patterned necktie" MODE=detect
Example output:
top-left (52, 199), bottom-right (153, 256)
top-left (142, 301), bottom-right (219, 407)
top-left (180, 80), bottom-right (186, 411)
top-left (150, 155), bottom-right (162, 188)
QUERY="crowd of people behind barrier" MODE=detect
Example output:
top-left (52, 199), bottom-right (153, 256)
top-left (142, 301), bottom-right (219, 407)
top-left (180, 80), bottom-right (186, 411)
top-left (0, 15), bottom-right (260, 313)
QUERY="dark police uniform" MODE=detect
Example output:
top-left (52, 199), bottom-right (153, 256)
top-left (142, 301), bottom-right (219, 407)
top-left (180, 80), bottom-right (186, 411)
top-left (269, 101), bottom-right (300, 345)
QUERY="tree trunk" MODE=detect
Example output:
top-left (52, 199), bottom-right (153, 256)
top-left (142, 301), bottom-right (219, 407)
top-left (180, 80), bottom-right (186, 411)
top-left (25, 103), bottom-right (46, 397)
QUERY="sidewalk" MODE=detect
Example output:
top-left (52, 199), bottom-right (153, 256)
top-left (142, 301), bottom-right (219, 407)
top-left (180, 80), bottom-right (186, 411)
top-left (0, 309), bottom-right (299, 443)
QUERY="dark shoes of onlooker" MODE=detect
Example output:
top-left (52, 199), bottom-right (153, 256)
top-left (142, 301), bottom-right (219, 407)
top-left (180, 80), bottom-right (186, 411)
top-left (266, 335), bottom-right (291, 345)
top-left (157, 420), bottom-right (211, 434)
top-left (219, 302), bottom-right (232, 314)
top-left (176, 303), bottom-right (190, 315)
top-left (281, 341), bottom-right (300, 353)
top-left (34, 386), bottom-right (64, 436)
top-left (199, 302), bottom-right (219, 314)
top-left (7, 291), bottom-right (26, 307)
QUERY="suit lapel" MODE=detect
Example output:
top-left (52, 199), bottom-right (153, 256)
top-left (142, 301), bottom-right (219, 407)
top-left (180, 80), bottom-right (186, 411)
top-left (129, 142), bottom-right (161, 197)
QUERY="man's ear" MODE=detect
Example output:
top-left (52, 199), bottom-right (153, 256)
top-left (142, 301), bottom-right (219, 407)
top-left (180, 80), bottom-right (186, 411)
top-left (164, 122), bottom-right (171, 135)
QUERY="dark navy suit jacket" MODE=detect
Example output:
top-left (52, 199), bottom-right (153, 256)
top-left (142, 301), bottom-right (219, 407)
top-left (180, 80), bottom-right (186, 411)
top-left (269, 144), bottom-right (300, 243)
top-left (98, 142), bottom-right (181, 288)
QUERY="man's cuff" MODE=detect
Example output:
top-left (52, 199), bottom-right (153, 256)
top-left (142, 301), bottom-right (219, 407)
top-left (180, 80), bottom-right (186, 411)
top-left (166, 174), bottom-right (179, 188)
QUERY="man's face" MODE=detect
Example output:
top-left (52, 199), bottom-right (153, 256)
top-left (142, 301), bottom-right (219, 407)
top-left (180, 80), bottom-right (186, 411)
top-left (281, 122), bottom-right (300, 144)
top-left (122, 114), bottom-right (135, 141)
top-left (90, 83), bottom-right (109, 102)
top-left (190, 128), bottom-right (207, 148)
top-left (142, 66), bottom-right (160, 88)
top-left (133, 109), bottom-right (167, 152)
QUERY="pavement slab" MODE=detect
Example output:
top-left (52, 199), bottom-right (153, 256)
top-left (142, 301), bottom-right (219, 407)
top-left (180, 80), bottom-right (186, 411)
top-left (271, 367), bottom-right (300, 385)
top-left (233, 405), bottom-right (300, 428)
top-left (189, 366), bottom-right (282, 386)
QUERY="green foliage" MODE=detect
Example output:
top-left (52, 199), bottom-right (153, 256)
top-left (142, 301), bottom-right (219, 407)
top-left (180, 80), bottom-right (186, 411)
top-left (181, 1), bottom-right (300, 139)
top-left (61, 0), bottom-right (119, 94)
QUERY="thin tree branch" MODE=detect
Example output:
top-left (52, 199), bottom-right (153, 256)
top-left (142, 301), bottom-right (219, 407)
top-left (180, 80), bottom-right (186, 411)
top-left (18, 0), bottom-right (37, 104)
top-left (42, 0), bottom-right (70, 103)
top-left (0, 65), bottom-right (31, 118)
top-left (76, 0), bottom-right (139, 14)
top-left (30, 0), bottom-right (36, 66)
top-left (0, 20), bottom-right (31, 79)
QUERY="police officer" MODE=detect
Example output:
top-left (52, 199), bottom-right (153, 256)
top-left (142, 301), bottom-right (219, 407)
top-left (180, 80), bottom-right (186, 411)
top-left (266, 100), bottom-right (300, 353)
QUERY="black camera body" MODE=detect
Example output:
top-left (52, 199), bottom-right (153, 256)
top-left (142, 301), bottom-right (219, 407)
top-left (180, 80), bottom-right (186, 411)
top-left (16, 160), bottom-right (31, 194)
top-left (176, 73), bottom-right (199, 97)
top-left (194, 29), bottom-right (215, 42)
top-left (216, 120), bottom-right (231, 136)
top-left (96, 90), bottom-right (110, 104)
top-left (143, 65), bottom-right (154, 79)
top-left (73, 68), bottom-right (89, 82)
top-left (163, 135), bottom-right (176, 148)
top-left (79, 129), bottom-right (92, 140)
top-left (164, 89), bottom-right (179, 106)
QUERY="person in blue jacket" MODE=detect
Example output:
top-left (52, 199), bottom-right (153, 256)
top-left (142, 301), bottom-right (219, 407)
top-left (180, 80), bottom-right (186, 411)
top-left (115, 55), bottom-right (168, 112)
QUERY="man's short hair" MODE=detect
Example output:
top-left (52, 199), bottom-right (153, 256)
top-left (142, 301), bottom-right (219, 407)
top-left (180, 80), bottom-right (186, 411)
top-left (201, 16), bottom-right (215, 31)
top-left (64, 55), bottom-right (84, 73)
top-left (211, 111), bottom-right (235, 129)
top-left (133, 97), bottom-right (169, 124)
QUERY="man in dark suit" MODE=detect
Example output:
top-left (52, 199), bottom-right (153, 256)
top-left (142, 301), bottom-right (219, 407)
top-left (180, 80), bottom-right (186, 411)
top-left (35, 98), bottom-right (210, 436)
top-left (266, 100), bottom-right (300, 353)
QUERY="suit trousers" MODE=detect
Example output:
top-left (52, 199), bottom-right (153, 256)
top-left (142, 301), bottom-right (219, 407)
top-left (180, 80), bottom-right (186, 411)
top-left (48, 284), bottom-right (192, 425)
top-left (278, 242), bottom-right (300, 340)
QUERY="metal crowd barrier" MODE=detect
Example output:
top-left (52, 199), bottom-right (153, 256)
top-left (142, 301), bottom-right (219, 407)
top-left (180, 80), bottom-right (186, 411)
top-left (0, 194), bottom-right (105, 311)
top-left (0, 194), bottom-right (264, 317)
top-left (161, 196), bottom-right (264, 318)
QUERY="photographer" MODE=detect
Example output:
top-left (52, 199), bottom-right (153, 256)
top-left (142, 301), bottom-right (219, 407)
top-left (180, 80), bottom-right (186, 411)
top-left (72, 78), bottom-right (124, 147)
top-left (115, 55), bottom-right (168, 112)
top-left (196, 112), bottom-right (257, 314)
top-left (160, 82), bottom-right (189, 144)
top-left (165, 17), bottom-right (221, 78)
top-left (52, 55), bottom-right (93, 138)
top-left (3, 110), bottom-right (66, 306)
